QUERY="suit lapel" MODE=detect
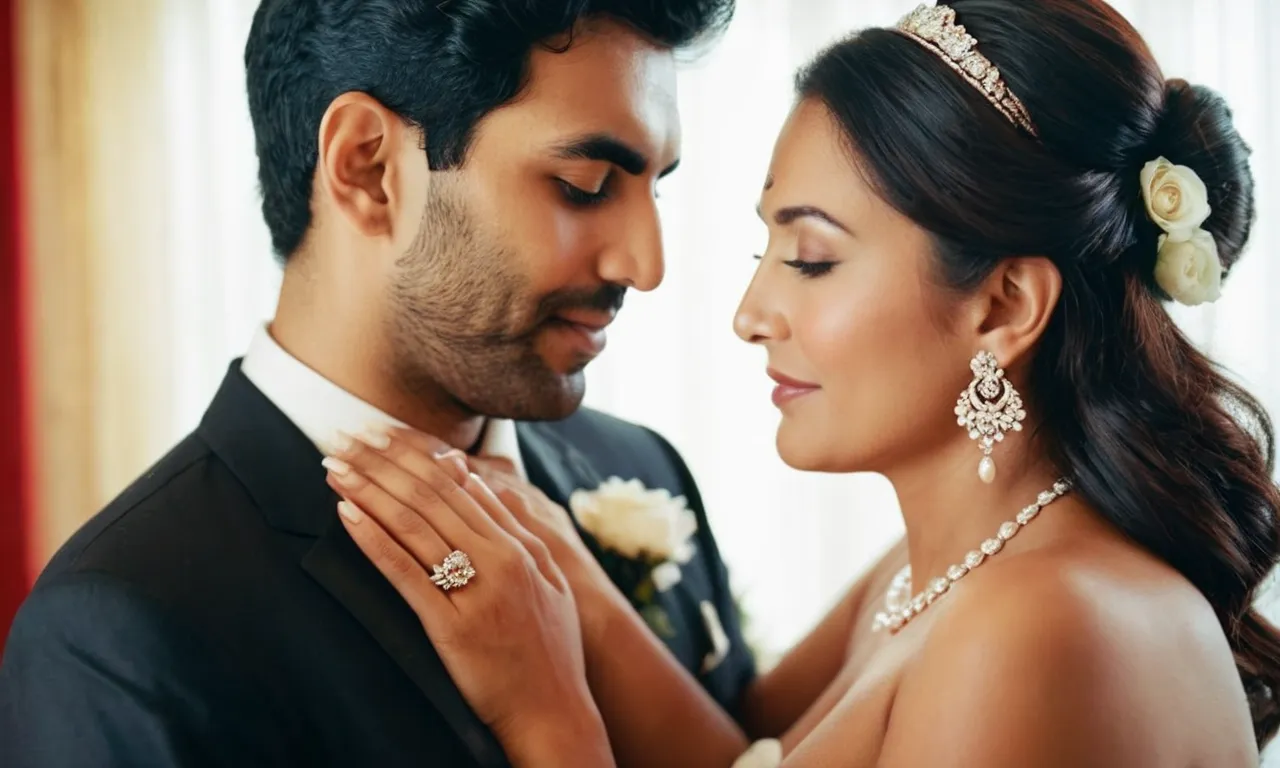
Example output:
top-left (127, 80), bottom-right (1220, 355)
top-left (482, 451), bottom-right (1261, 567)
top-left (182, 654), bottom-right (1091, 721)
top-left (517, 422), bottom-right (619, 564)
top-left (198, 363), bottom-right (508, 768)
top-left (516, 419), bottom-right (714, 674)
top-left (301, 522), bottom-right (508, 768)
top-left (516, 422), bottom-right (603, 507)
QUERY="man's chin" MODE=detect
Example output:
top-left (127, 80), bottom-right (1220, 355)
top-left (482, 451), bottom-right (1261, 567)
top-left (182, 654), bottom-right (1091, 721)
top-left (528, 370), bottom-right (587, 421)
top-left (459, 368), bottom-right (586, 422)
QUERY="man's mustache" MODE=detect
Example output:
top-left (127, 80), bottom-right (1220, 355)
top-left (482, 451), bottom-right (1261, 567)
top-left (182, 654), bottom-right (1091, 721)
top-left (536, 284), bottom-right (627, 321)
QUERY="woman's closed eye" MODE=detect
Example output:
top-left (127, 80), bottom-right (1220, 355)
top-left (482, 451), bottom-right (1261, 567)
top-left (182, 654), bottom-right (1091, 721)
top-left (751, 253), bottom-right (837, 278)
top-left (783, 259), bottom-right (836, 278)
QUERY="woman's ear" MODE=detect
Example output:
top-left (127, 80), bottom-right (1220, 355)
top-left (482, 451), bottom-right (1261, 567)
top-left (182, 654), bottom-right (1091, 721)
top-left (961, 256), bottom-right (1063, 369)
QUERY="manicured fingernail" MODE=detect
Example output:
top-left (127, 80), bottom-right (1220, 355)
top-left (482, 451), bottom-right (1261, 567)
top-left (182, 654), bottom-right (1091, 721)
top-left (322, 457), bottom-right (351, 476)
top-left (468, 472), bottom-right (491, 492)
top-left (338, 500), bottom-right (363, 524)
top-left (360, 425), bottom-right (391, 451)
top-left (457, 458), bottom-right (475, 479)
top-left (332, 431), bottom-right (354, 453)
top-left (432, 449), bottom-right (467, 479)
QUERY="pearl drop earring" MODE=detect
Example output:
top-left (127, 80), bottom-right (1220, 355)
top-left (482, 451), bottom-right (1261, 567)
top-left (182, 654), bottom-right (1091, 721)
top-left (955, 351), bottom-right (1026, 483)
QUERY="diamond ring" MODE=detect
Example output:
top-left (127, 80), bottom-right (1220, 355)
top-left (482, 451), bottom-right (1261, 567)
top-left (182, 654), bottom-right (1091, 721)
top-left (429, 550), bottom-right (477, 591)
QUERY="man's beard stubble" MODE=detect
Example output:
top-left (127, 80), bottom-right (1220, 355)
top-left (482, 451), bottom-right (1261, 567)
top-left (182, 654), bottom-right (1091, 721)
top-left (387, 187), bottom-right (626, 422)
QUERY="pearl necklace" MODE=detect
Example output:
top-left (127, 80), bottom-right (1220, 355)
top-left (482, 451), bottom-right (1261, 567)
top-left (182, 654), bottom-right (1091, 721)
top-left (872, 479), bottom-right (1071, 634)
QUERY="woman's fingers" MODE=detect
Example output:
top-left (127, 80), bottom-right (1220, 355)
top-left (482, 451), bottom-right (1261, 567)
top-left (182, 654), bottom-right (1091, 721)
top-left (324, 457), bottom-right (460, 571)
top-left (460, 472), bottom-right (564, 588)
top-left (458, 463), bottom-right (528, 534)
top-left (472, 463), bottom-right (580, 546)
top-left (467, 460), bottom-right (555, 533)
top-left (330, 426), bottom-right (578, 596)
top-left (335, 498), bottom-right (459, 632)
top-left (466, 453), bottom-right (518, 477)
top-left (389, 427), bottom-right (452, 459)
top-left (330, 429), bottom-right (504, 544)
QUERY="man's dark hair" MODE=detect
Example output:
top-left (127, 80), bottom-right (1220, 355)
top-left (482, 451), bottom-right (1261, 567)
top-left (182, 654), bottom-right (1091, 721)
top-left (245, 0), bottom-right (735, 261)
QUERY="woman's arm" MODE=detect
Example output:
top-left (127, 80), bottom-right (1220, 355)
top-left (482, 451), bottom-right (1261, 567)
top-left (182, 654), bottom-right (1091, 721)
top-left (464, 458), bottom-right (752, 768)
top-left (576, 584), bottom-right (753, 767)
top-left (322, 432), bottom-right (617, 767)
top-left (741, 538), bottom-right (906, 741)
top-left (332, 430), bottom-right (758, 768)
top-left (345, 427), bottom-right (891, 767)
top-left (466, 452), bottom-right (905, 763)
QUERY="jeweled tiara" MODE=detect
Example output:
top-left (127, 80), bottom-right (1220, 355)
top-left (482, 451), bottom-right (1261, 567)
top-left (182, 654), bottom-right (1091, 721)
top-left (895, 3), bottom-right (1038, 137)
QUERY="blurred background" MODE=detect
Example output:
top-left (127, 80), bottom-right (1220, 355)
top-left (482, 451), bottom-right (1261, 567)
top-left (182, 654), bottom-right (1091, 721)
top-left (1, 0), bottom-right (1278, 745)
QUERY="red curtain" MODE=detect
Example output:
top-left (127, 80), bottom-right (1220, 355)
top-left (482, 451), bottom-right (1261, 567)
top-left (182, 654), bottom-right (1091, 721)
top-left (0, 0), bottom-right (31, 654)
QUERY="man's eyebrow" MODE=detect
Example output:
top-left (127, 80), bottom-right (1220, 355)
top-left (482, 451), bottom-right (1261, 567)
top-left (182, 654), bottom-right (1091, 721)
top-left (553, 134), bottom-right (678, 178)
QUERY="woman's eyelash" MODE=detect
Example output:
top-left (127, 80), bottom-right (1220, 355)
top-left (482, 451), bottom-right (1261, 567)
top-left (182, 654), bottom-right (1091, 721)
top-left (783, 259), bottom-right (835, 277)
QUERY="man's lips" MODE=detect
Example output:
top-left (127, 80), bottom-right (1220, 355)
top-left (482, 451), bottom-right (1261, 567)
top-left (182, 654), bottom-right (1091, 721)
top-left (544, 311), bottom-right (615, 358)
top-left (552, 309), bottom-right (615, 332)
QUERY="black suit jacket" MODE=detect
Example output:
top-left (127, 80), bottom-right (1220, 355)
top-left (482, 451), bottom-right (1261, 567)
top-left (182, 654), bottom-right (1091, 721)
top-left (0, 364), bottom-right (755, 767)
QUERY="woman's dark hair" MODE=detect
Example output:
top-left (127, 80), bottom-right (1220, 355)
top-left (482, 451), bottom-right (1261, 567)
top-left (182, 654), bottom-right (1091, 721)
top-left (244, 0), bottom-right (735, 260)
top-left (798, 0), bottom-right (1279, 748)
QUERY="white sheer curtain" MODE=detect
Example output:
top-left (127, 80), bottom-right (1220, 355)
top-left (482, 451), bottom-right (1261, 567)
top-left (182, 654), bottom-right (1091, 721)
top-left (155, 0), bottom-right (1279, 735)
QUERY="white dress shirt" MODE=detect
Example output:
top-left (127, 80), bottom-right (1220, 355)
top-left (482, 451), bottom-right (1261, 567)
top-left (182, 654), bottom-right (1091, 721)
top-left (241, 325), bottom-right (526, 478)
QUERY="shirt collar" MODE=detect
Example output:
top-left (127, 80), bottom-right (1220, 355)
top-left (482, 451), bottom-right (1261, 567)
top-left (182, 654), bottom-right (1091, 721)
top-left (241, 325), bottom-right (526, 479)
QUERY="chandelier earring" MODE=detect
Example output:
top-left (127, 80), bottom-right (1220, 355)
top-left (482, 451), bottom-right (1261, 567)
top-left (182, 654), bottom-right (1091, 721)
top-left (955, 351), bottom-right (1026, 484)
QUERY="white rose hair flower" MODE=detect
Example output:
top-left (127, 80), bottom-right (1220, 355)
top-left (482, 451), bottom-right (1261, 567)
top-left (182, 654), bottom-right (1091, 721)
top-left (1139, 156), bottom-right (1224, 306)
top-left (1154, 229), bottom-right (1223, 307)
top-left (1140, 157), bottom-right (1211, 242)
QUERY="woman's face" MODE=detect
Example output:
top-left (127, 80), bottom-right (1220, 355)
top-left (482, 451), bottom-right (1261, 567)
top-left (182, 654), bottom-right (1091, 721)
top-left (734, 99), bottom-right (977, 473)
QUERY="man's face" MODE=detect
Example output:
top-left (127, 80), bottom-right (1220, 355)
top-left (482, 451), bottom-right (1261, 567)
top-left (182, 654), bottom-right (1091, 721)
top-left (388, 21), bottom-right (681, 421)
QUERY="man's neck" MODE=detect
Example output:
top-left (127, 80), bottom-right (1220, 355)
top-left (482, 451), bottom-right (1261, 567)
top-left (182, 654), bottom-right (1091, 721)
top-left (267, 311), bottom-right (486, 452)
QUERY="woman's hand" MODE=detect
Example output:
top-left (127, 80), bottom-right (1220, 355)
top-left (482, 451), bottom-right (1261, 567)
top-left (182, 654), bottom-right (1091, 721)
top-left (464, 457), bottom-right (599, 576)
top-left (367, 430), bottom-right (632, 646)
top-left (322, 427), bottom-right (615, 767)
top-left (461, 457), bottom-right (628, 635)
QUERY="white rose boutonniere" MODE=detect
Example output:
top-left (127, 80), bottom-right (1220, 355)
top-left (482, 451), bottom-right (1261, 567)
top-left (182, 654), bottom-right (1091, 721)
top-left (1140, 156), bottom-right (1211, 243)
top-left (569, 477), bottom-right (699, 638)
top-left (569, 477), bottom-right (698, 563)
top-left (1154, 229), bottom-right (1223, 307)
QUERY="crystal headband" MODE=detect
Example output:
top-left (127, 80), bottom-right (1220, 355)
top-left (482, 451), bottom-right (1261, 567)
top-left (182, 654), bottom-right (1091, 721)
top-left (894, 4), bottom-right (1038, 137)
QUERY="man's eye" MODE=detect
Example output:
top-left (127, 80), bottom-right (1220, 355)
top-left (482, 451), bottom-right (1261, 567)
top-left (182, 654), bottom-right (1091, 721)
top-left (557, 180), bottom-right (609, 207)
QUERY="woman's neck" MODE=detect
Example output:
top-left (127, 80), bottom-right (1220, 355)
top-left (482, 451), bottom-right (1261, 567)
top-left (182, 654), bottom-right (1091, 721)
top-left (886, 433), bottom-right (1067, 588)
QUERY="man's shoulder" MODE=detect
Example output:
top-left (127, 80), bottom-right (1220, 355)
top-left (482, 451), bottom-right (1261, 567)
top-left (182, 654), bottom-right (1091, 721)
top-left (36, 432), bottom-right (255, 588)
top-left (537, 405), bottom-right (696, 460)
top-left (529, 406), bottom-right (688, 473)
top-left (541, 405), bottom-right (657, 442)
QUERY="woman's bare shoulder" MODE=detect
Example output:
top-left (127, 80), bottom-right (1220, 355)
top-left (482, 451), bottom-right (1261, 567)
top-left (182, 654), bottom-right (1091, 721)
top-left (871, 546), bottom-right (1257, 767)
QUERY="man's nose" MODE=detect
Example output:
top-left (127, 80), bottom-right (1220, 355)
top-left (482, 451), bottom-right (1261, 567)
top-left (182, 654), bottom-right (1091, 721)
top-left (597, 201), bottom-right (664, 292)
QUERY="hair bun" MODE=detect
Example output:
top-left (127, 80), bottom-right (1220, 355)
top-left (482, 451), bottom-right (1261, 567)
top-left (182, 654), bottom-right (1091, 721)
top-left (1147, 79), bottom-right (1255, 272)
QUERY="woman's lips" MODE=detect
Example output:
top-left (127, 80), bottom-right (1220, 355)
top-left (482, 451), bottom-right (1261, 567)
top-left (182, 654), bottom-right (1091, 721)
top-left (767, 369), bottom-right (820, 407)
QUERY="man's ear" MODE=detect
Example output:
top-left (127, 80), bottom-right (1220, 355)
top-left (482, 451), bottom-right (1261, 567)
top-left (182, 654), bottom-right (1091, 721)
top-left (315, 92), bottom-right (406, 240)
